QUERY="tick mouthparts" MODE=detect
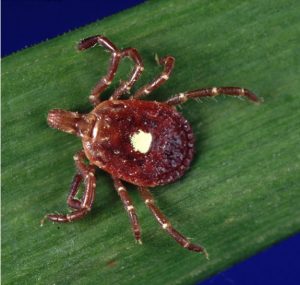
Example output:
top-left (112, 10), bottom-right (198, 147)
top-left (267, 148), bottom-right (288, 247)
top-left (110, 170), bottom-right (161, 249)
top-left (47, 109), bottom-right (81, 136)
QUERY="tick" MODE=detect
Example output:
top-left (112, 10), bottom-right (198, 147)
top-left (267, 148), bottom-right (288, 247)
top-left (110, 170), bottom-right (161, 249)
top-left (43, 35), bottom-right (260, 257)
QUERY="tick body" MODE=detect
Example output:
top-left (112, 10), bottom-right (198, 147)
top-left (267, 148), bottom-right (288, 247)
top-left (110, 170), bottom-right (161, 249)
top-left (87, 100), bottom-right (194, 187)
top-left (44, 35), bottom-right (260, 257)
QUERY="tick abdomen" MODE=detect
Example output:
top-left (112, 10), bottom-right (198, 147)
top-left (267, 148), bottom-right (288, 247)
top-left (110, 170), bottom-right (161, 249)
top-left (83, 100), bottom-right (195, 187)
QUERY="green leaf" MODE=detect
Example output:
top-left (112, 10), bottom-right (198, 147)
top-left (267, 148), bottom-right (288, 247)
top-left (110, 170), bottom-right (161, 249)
top-left (2, 0), bottom-right (300, 284)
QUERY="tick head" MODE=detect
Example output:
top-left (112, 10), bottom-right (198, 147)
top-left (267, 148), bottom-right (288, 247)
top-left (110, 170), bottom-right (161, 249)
top-left (47, 109), bottom-right (93, 138)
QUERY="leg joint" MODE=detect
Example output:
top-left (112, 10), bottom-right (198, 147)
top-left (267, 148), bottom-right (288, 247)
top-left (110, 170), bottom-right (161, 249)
top-left (162, 223), bottom-right (171, 229)
top-left (161, 73), bottom-right (169, 80)
top-left (83, 205), bottom-right (91, 212)
top-left (212, 87), bottom-right (218, 96)
top-left (127, 205), bottom-right (135, 211)
top-left (145, 198), bottom-right (154, 205)
top-left (117, 186), bottom-right (126, 193)
top-left (179, 93), bottom-right (188, 103)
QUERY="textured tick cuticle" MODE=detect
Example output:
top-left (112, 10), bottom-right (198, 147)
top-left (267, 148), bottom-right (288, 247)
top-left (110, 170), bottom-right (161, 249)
top-left (45, 34), bottom-right (259, 257)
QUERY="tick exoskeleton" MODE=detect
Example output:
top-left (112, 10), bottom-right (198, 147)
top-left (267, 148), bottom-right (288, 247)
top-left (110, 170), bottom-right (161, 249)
top-left (43, 35), bottom-right (260, 257)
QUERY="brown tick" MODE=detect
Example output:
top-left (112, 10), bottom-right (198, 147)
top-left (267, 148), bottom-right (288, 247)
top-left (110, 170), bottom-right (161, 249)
top-left (43, 35), bottom-right (260, 257)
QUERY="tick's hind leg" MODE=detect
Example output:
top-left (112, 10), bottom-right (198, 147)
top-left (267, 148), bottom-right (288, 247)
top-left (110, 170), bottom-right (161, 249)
top-left (78, 35), bottom-right (144, 105)
top-left (42, 151), bottom-right (96, 224)
top-left (138, 187), bottom-right (208, 257)
top-left (132, 56), bottom-right (175, 99)
top-left (112, 177), bottom-right (142, 244)
top-left (166, 86), bottom-right (261, 105)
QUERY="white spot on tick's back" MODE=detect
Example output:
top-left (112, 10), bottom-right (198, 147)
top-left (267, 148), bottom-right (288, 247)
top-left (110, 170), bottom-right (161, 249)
top-left (130, 130), bottom-right (152, 154)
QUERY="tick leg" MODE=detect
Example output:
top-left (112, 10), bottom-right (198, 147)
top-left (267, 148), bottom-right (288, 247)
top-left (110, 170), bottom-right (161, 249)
top-left (45, 151), bottom-right (96, 223)
top-left (78, 35), bottom-right (144, 104)
top-left (112, 176), bottom-right (142, 244)
top-left (133, 56), bottom-right (175, 99)
top-left (166, 86), bottom-right (261, 106)
top-left (78, 35), bottom-right (122, 106)
top-left (67, 173), bottom-right (83, 209)
top-left (138, 187), bottom-right (208, 257)
top-left (111, 48), bottom-right (144, 100)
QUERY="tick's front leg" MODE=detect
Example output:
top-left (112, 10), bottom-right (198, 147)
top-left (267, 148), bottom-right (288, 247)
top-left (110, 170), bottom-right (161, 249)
top-left (42, 151), bottom-right (96, 224)
top-left (78, 35), bottom-right (144, 104)
top-left (78, 35), bottom-right (122, 106)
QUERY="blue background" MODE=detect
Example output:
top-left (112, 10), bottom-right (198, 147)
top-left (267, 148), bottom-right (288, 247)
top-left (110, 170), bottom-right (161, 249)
top-left (2, 1), bottom-right (300, 284)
